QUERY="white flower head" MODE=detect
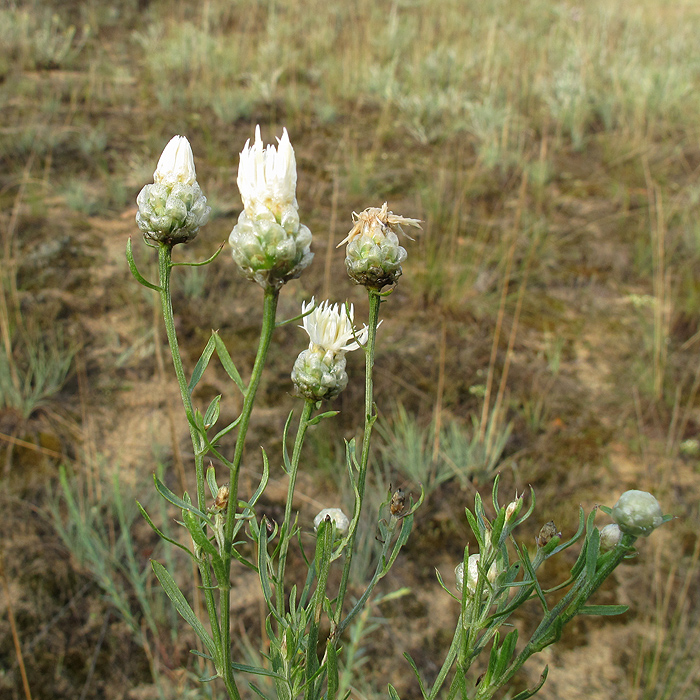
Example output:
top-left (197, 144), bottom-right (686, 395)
top-left (237, 125), bottom-right (297, 219)
top-left (300, 298), bottom-right (369, 361)
top-left (314, 508), bottom-right (349, 536)
top-left (153, 135), bottom-right (197, 188)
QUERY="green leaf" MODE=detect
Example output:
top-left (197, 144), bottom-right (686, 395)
top-left (213, 331), bottom-right (245, 393)
top-left (230, 661), bottom-right (285, 679)
top-left (585, 527), bottom-right (601, 579)
top-left (518, 542), bottom-right (548, 611)
top-left (153, 475), bottom-right (214, 526)
top-left (388, 684), bottom-right (401, 700)
top-left (136, 501), bottom-right (193, 558)
top-left (464, 507), bottom-right (485, 550)
top-left (171, 240), bottom-right (225, 267)
top-left (210, 415), bottom-right (243, 445)
top-left (510, 666), bottom-right (548, 700)
top-left (126, 237), bottom-right (161, 291)
top-left (402, 652), bottom-right (429, 699)
top-left (206, 465), bottom-right (218, 499)
top-left (579, 604), bottom-right (629, 616)
top-left (307, 410), bottom-right (339, 426)
top-left (495, 628), bottom-right (519, 678)
top-left (151, 561), bottom-right (215, 656)
top-left (256, 519), bottom-right (285, 625)
top-left (281, 409), bottom-right (294, 475)
top-left (435, 567), bottom-right (460, 602)
top-left (188, 334), bottom-right (216, 395)
top-left (203, 394), bottom-right (221, 428)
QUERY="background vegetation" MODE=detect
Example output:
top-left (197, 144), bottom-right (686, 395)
top-left (1, 0), bottom-right (699, 698)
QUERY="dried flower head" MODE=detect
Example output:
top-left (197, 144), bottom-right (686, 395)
top-left (339, 203), bottom-right (420, 289)
top-left (535, 521), bottom-right (561, 548)
top-left (337, 202), bottom-right (421, 248)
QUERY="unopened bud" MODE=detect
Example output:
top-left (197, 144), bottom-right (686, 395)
top-left (455, 554), bottom-right (498, 599)
top-left (612, 490), bottom-right (663, 537)
top-left (313, 508), bottom-right (349, 536)
top-left (505, 493), bottom-right (523, 521)
top-left (599, 523), bottom-right (623, 551)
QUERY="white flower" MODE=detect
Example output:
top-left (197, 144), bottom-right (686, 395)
top-left (300, 298), bottom-right (369, 361)
top-left (153, 135), bottom-right (197, 188)
top-left (314, 508), bottom-right (349, 535)
top-left (237, 125), bottom-right (297, 219)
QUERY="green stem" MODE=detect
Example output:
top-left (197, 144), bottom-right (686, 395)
top-left (277, 399), bottom-right (315, 618)
top-left (156, 245), bottom-right (226, 677)
top-left (219, 286), bottom-right (279, 696)
top-left (333, 290), bottom-right (382, 630)
top-left (488, 534), bottom-right (638, 698)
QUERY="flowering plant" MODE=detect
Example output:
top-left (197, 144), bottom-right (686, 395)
top-left (128, 129), bottom-right (670, 700)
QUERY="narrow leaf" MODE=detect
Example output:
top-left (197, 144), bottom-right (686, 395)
top-left (510, 666), bottom-right (548, 700)
top-left (307, 410), bottom-right (339, 426)
top-left (153, 475), bottom-right (214, 526)
top-left (579, 604), bottom-right (629, 616)
top-left (206, 465), bottom-right (218, 499)
top-left (151, 561), bottom-right (215, 655)
top-left (126, 237), bottom-right (161, 291)
top-left (213, 331), bottom-right (245, 393)
top-left (137, 501), bottom-right (194, 557)
top-left (188, 334), bottom-right (216, 395)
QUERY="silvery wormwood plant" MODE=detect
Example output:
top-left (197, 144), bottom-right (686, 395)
top-left (128, 129), bottom-right (671, 700)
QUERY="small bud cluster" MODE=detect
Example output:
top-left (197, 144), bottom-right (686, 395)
top-left (229, 126), bottom-right (313, 289)
top-left (136, 136), bottom-right (211, 246)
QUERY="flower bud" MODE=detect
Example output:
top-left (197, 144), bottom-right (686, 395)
top-left (455, 554), bottom-right (498, 599)
top-left (599, 523), bottom-right (622, 551)
top-left (612, 490), bottom-right (663, 537)
top-left (338, 203), bottom-right (421, 289)
top-left (504, 493), bottom-right (523, 522)
top-left (229, 126), bottom-right (313, 289)
top-left (136, 136), bottom-right (210, 246)
top-left (291, 348), bottom-right (348, 401)
top-left (291, 298), bottom-right (368, 401)
top-left (313, 508), bottom-right (349, 536)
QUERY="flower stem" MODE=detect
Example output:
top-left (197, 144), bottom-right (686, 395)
top-left (156, 245), bottom-right (229, 689)
top-left (219, 286), bottom-right (279, 697)
top-left (332, 289), bottom-right (382, 631)
top-left (277, 398), bottom-right (315, 617)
